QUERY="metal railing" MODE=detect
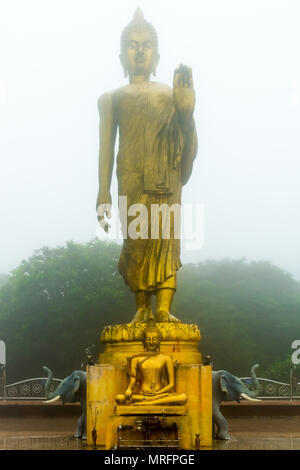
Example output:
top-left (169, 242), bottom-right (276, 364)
top-left (0, 376), bottom-right (299, 401)
top-left (0, 377), bottom-right (62, 400)
top-left (240, 377), bottom-right (300, 400)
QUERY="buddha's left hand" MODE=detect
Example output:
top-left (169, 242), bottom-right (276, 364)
top-left (173, 64), bottom-right (195, 130)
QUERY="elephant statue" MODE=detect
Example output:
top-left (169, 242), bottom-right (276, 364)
top-left (213, 364), bottom-right (261, 440)
top-left (43, 366), bottom-right (87, 439)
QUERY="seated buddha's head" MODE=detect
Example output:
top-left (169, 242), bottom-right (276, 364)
top-left (142, 321), bottom-right (161, 352)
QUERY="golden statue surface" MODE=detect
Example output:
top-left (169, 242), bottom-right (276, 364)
top-left (115, 323), bottom-right (187, 406)
top-left (96, 8), bottom-right (198, 324)
top-left (100, 321), bottom-right (201, 344)
top-left (87, 9), bottom-right (212, 450)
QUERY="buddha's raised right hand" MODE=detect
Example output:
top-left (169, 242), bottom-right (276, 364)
top-left (173, 64), bottom-right (195, 132)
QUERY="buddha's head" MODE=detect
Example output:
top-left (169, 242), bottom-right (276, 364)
top-left (120, 7), bottom-right (160, 80)
top-left (142, 322), bottom-right (161, 352)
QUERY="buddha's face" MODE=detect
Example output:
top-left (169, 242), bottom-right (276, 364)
top-left (121, 31), bottom-right (159, 79)
top-left (144, 331), bottom-right (160, 351)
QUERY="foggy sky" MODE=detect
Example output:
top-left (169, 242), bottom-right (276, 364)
top-left (1, 0), bottom-right (300, 279)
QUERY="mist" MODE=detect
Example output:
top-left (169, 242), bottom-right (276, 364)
top-left (1, 0), bottom-right (299, 279)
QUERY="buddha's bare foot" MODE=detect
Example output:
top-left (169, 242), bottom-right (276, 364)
top-left (155, 310), bottom-right (181, 323)
top-left (130, 307), bottom-right (155, 324)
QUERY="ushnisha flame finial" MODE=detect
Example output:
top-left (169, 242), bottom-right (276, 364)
top-left (133, 6), bottom-right (144, 21)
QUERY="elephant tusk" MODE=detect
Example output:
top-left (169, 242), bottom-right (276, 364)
top-left (43, 395), bottom-right (61, 404)
top-left (240, 393), bottom-right (261, 402)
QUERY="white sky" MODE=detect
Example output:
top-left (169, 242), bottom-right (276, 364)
top-left (0, 0), bottom-right (300, 279)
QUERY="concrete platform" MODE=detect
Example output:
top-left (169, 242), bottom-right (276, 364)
top-left (1, 400), bottom-right (300, 450)
top-left (221, 400), bottom-right (300, 417)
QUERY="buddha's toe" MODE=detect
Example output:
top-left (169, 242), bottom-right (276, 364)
top-left (155, 311), bottom-right (181, 323)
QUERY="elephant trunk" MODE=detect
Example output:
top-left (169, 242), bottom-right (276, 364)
top-left (241, 364), bottom-right (261, 400)
top-left (43, 366), bottom-right (61, 402)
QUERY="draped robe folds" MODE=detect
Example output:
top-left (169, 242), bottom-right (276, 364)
top-left (112, 82), bottom-right (196, 293)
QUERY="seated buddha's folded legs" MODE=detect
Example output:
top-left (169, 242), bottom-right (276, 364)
top-left (115, 393), bottom-right (187, 406)
top-left (133, 393), bottom-right (187, 406)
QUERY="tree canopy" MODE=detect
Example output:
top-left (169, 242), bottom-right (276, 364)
top-left (0, 274), bottom-right (9, 288)
top-left (175, 259), bottom-right (300, 377)
top-left (0, 240), bottom-right (299, 382)
top-left (0, 240), bottom-right (134, 381)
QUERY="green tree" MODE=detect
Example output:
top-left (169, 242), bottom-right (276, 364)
top-left (0, 274), bottom-right (9, 288)
top-left (259, 355), bottom-right (300, 383)
top-left (1, 244), bottom-right (299, 383)
top-left (0, 239), bottom-right (134, 381)
top-left (174, 259), bottom-right (300, 377)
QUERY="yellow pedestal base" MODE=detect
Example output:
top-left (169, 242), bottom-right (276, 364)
top-left (87, 322), bottom-right (212, 449)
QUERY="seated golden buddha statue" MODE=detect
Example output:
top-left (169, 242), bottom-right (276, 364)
top-left (116, 323), bottom-right (187, 406)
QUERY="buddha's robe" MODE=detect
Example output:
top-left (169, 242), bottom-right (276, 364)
top-left (104, 82), bottom-right (197, 292)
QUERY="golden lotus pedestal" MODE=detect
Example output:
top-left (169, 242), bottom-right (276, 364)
top-left (86, 322), bottom-right (212, 449)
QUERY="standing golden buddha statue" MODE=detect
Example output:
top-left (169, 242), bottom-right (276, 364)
top-left (96, 8), bottom-right (198, 324)
top-left (88, 12), bottom-right (212, 450)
